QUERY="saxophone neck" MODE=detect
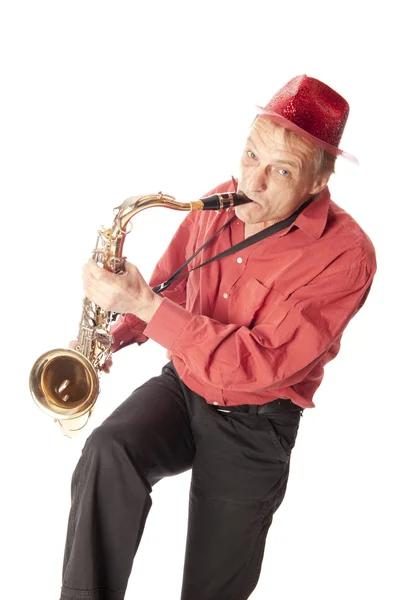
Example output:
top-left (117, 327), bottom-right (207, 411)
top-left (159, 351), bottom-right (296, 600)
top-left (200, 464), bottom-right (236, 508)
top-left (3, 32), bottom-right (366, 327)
top-left (113, 191), bottom-right (252, 230)
top-left (102, 191), bottom-right (253, 271)
top-left (114, 193), bottom-right (196, 231)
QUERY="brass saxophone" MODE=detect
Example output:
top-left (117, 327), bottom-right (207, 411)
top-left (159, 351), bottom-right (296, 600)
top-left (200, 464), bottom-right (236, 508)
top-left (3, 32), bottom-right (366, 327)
top-left (29, 191), bottom-right (251, 438)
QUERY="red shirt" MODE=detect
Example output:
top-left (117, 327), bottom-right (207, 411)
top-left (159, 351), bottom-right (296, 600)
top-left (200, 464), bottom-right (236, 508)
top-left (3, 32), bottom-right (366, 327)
top-left (111, 179), bottom-right (376, 409)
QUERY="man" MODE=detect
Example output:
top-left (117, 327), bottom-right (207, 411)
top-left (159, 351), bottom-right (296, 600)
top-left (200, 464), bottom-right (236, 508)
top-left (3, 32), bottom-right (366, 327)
top-left (60, 75), bottom-right (376, 600)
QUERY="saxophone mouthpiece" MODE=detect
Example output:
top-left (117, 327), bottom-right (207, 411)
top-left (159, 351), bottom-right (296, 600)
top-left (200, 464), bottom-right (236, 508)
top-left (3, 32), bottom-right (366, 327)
top-left (200, 192), bottom-right (253, 211)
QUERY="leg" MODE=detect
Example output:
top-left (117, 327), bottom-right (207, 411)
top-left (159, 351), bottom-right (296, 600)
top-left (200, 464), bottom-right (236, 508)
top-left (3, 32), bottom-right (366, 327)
top-left (180, 404), bottom-right (301, 600)
top-left (60, 363), bottom-right (197, 600)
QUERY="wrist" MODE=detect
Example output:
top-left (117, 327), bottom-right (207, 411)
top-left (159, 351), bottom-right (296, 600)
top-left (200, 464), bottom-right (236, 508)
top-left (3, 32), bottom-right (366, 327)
top-left (135, 294), bottom-right (164, 323)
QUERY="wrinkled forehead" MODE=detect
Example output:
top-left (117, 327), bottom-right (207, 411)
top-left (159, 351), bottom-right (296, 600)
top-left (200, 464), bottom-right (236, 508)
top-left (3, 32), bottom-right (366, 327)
top-left (248, 116), bottom-right (317, 161)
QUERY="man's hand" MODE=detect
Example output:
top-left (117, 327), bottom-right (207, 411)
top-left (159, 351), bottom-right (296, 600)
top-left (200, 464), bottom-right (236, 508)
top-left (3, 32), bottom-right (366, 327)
top-left (82, 258), bottom-right (163, 323)
top-left (68, 340), bottom-right (113, 374)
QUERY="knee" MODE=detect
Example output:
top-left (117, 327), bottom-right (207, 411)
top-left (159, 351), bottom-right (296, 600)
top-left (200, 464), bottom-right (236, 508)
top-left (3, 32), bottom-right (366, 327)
top-left (70, 427), bottom-right (116, 492)
top-left (80, 424), bottom-right (152, 493)
top-left (82, 423), bottom-right (121, 459)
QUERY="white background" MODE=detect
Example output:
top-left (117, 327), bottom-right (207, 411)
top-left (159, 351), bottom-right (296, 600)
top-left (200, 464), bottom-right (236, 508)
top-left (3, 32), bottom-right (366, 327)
top-left (0, 1), bottom-right (397, 598)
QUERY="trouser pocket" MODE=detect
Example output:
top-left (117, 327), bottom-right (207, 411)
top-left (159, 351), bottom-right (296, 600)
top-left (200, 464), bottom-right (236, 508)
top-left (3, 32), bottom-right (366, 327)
top-left (261, 411), bottom-right (301, 460)
top-left (191, 407), bottom-right (301, 503)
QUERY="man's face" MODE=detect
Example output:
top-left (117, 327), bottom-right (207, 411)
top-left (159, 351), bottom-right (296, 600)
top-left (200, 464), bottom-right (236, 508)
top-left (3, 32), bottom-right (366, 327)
top-left (236, 117), bottom-right (329, 227)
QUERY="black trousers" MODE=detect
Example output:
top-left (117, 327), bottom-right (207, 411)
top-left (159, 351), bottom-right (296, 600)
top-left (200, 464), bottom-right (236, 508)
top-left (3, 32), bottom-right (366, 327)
top-left (60, 361), bottom-right (302, 600)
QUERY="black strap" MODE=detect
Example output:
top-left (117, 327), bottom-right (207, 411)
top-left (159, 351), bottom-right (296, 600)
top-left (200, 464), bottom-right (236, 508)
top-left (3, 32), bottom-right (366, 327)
top-left (152, 195), bottom-right (314, 294)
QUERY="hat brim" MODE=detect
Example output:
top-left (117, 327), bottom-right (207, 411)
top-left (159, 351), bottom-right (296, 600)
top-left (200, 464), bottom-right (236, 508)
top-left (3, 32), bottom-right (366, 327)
top-left (255, 107), bottom-right (358, 165)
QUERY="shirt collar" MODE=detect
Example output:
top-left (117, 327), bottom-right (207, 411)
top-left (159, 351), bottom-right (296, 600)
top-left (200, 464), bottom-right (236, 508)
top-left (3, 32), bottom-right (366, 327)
top-left (230, 177), bottom-right (330, 241)
top-left (279, 186), bottom-right (331, 240)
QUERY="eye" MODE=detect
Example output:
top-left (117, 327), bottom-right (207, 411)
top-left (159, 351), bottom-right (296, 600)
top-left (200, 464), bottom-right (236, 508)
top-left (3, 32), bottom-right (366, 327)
top-left (277, 168), bottom-right (290, 177)
top-left (247, 150), bottom-right (256, 160)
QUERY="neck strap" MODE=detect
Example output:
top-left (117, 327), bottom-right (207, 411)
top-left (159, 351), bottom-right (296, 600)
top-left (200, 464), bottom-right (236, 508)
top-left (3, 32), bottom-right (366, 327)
top-left (153, 195), bottom-right (314, 294)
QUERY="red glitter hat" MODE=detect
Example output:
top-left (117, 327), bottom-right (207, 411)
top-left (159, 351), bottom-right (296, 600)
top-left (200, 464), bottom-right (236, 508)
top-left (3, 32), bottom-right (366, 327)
top-left (256, 74), bottom-right (357, 163)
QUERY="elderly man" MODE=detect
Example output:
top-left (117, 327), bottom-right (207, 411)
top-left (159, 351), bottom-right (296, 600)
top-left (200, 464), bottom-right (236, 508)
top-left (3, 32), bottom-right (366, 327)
top-left (60, 75), bottom-right (376, 600)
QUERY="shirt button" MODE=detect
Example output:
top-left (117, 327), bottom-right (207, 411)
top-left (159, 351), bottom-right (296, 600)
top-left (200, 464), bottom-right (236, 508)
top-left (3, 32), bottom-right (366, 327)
top-left (223, 293), bottom-right (229, 299)
top-left (237, 257), bottom-right (243, 263)
top-left (120, 341), bottom-right (124, 345)
top-left (213, 401), bottom-right (219, 405)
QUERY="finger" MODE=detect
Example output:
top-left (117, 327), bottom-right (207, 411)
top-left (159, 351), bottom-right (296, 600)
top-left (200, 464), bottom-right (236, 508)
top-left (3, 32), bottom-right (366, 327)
top-left (87, 258), bottom-right (114, 282)
top-left (87, 257), bottom-right (100, 271)
top-left (103, 359), bottom-right (113, 374)
top-left (68, 340), bottom-right (78, 350)
top-left (81, 263), bottom-right (93, 288)
top-left (125, 261), bottom-right (140, 276)
top-left (82, 265), bottom-right (100, 299)
top-left (83, 260), bottom-right (99, 280)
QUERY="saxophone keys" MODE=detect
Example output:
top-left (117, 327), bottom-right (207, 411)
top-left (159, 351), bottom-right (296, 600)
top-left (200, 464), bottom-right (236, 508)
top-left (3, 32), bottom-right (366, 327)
top-left (108, 257), bottom-right (125, 273)
top-left (95, 328), bottom-right (112, 346)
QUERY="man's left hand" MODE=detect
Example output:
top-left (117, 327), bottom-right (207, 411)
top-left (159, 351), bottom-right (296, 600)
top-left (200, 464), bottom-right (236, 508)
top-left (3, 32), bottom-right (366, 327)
top-left (82, 258), bottom-right (163, 323)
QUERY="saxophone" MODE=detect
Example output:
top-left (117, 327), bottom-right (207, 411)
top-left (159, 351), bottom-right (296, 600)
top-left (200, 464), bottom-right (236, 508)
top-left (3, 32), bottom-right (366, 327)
top-left (29, 191), bottom-right (251, 438)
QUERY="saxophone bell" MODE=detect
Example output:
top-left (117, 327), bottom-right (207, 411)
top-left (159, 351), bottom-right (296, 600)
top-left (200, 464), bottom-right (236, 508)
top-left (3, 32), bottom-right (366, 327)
top-left (29, 348), bottom-right (99, 437)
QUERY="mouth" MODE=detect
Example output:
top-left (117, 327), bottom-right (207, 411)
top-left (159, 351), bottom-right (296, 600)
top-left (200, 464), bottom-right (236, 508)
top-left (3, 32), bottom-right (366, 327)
top-left (238, 190), bottom-right (259, 205)
top-left (237, 189), bottom-right (255, 202)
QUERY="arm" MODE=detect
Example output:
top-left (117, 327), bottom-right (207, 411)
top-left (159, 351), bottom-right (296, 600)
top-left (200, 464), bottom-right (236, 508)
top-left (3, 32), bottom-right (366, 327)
top-left (111, 209), bottom-right (199, 352)
top-left (143, 263), bottom-right (375, 391)
top-left (111, 178), bottom-right (238, 352)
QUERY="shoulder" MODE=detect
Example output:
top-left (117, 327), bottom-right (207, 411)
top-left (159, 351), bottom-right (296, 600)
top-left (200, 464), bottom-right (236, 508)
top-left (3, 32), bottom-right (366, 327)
top-left (324, 198), bottom-right (377, 274)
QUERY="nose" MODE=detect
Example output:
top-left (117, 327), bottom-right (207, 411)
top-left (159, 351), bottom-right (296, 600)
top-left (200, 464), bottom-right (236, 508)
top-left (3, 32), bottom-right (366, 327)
top-left (243, 165), bottom-right (267, 194)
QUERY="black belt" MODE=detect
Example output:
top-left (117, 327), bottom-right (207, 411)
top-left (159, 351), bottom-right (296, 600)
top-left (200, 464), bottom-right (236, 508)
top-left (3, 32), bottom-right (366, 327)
top-left (214, 398), bottom-right (303, 415)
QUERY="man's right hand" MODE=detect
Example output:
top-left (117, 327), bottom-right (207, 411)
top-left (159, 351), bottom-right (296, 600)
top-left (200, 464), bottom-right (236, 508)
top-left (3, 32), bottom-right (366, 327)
top-left (68, 340), bottom-right (113, 374)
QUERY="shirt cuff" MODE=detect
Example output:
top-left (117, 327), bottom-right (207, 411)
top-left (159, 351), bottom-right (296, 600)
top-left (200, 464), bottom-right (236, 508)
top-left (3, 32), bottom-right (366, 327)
top-left (111, 315), bottom-right (148, 352)
top-left (143, 297), bottom-right (192, 349)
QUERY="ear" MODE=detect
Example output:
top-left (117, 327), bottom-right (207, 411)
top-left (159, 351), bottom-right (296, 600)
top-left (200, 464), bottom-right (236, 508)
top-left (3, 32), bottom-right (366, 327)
top-left (309, 173), bottom-right (330, 195)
